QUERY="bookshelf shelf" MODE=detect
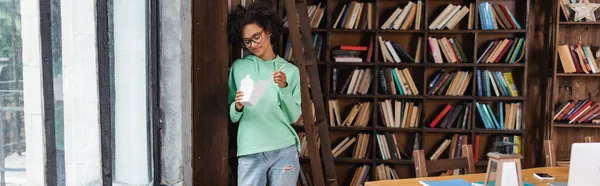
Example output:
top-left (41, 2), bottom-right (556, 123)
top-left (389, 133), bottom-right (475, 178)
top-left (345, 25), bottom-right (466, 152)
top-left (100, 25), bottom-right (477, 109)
top-left (476, 63), bottom-right (525, 67)
top-left (375, 127), bottom-right (422, 132)
top-left (379, 63), bottom-right (425, 67)
top-left (476, 96), bottom-right (525, 101)
top-left (277, 0), bottom-right (530, 182)
top-left (559, 21), bottom-right (600, 25)
top-left (375, 159), bottom-right (414, 165)
top-left (423, 128), bottom-right (471, 133)
top-left (472, 129), bottom-right (524, 134)
top-left (426, 96), bottom-right (474, 100)
top-left (555, 73), bottom-right (600, 77)
top-left (329, 126), bottom-right (374, 131)
top-left (476, 29), bottom-right (527, 33)
top-left (378, 29), bottom-right (424, 33)
top-left (554, 123), bottom-right (600, 128)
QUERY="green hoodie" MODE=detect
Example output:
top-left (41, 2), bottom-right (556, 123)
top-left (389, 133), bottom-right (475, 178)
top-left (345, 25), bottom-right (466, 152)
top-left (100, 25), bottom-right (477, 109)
top-left (228, 54), bottom-right (302, 156)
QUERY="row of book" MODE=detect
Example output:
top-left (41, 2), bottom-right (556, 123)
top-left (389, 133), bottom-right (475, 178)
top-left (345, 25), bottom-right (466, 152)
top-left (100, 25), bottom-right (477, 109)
top-left (427, 70), bottom-right (472, 96)
top-left (333, 43), bottom-right (374, 63)
top-left (283, 34), bottom-right (323, 61)
top-left (377, 133), bottom-right (406, 160)
top-left (379, 100), bottom-right (421, 128)
top-left (429, 103), bottom-right (472, 129)
top-left (479, 2), bottom-right (522, 30)
top-left (429, 3), bottom-right (474, 30)
top-left (477, 70), bottom-right (520, 97)
top-left (333, 1), bottom-right (374, 30)
top-left (349, 165), bottom-right (370, 186)
top-left (375, 164), bottom-right (400, 181)
top-left (298, 132), bottom-right (320, 157)
top-left (476, 102), bottom-right (522, 130)
top-left (554, 99), bottom-right (600, 124)
top-left (334, 68), bottom-right (373, 95)
top-left (478, 37), bottom-right (525, 64)
top-left (380, 36), bottom-right (420, 63)
top-left (283, 3), bottom-right (325, 28)
top-left (328, 100), bottom-right (372, 127)
top-left (557, 44), bottom-right (600, 74)
top-left (430, 134), bottom-right (469, 161)
top-left (379, 68), bottom-right (419, 95)
top-left (380, 1), bottom-right (423, 30)
top-left (428, 37), bottom-right (468, 63)
top-left (331, 133), bottom-right (371, 159)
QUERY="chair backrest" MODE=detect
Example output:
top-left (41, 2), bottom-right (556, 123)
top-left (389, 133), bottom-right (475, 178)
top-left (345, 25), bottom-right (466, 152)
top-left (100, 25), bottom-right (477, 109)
top-left (413, 144), bottom-right (475, 178)
top-left (543, 140), bottom-right (556, 167)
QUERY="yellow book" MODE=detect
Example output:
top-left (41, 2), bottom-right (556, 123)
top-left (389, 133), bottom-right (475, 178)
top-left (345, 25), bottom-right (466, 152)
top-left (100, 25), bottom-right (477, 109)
top-left (503, 72), bottom-right (518, 96)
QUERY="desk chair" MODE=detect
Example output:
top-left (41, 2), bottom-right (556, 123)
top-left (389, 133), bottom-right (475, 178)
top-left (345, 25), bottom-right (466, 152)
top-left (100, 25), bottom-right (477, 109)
top-left (413, 144), bottom-right (475, 178)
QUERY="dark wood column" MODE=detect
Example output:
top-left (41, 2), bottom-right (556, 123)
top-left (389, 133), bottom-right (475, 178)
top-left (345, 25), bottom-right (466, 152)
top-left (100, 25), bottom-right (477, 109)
top-left (192, 0), bottom-right (229, 185)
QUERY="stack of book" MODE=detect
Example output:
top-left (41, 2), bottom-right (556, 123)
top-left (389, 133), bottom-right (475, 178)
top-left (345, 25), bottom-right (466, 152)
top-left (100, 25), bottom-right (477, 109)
top-left (428, 103), bottom-right (472, 129)
top-left (379, 36), bottom-right (420, 63)
top-left (380, 1), bottom-right (422, 30)
top-left (333, 1), bottom-right (374, 29)
top-left (379, 68), bottom-right (419, 95)
top-left (333, 42), bottom-right (374, 62)
top-left (334, 68), bottom-right (373, 95)
top-left (430, 134), bottom-right (469, 161)
top-left (553, 99), bottom-right (600, 124)
top-left (283, 3), bottom-right (325, 28)
top-left (283, 34), bottom-right (324, 61)
top-left (428, 3), bottom-right (474, 30)
top-left (379, 100), bottom-right (421, 128)
top-left (376, 133), bottom-right (404, 160)
top-left (375, 164), bottom-right (400, 180)
top-left (328, 100), bottom-right (372, 127)
top-left (349, 165), bottom-right (370, 186)
top-left (476, 70), bottom-right (520, 97)
top-left (479, 2), bottom-right (522, 30)
top-left (557, 44), bottom-right (600, 74)
top-left (428, 37), bottom-right (468, 63)
top-left (331, 133), bottom-right (371, 159)
top-left (298, 132), bottom-right (320, 157)
top-left (477, 37), bottom-right (525, 63)
top-left (476, 102), bottom-right (522, 130)
top-left (427, 70), bottom-right (472, 96)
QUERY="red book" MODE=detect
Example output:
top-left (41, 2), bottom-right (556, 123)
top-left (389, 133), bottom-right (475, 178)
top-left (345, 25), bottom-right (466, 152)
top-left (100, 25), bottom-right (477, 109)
top-left (568, 101), bottom-right (593, 121)
top-left (570, 46), bottom-right (583, 73)
top-left (429, 104), bottom-right (453, 128)
top-left (556, 101), bottom-right (577, 121)
top-left (340, 45), bottom-right (368, 51)
top-left (494, 39), bottom-right (514, 63)
top-left (498, 5), bottom-right (517, 29)
top-left (577, 104), bottom-right (600, 123)
top-left (446, 39), bottom-right (459, 63)
top-left (474, 135), bottom-right (480, 162)
top-left (366, 37), bottom-right (374, 62)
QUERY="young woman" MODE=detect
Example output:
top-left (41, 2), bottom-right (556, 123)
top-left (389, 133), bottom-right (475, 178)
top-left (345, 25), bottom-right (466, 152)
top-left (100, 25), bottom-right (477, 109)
top-left (227, 2), bottom-right (302, 186)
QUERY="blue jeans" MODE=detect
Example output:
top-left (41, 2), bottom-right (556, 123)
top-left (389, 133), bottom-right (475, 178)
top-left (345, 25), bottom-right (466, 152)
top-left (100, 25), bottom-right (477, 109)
top-left (237, 145), bottom-right (300, 186)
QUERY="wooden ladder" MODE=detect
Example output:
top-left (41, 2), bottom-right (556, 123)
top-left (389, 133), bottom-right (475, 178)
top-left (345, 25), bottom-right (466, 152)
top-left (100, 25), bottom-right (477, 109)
top-left (282, 0), bottom-right (338, 186)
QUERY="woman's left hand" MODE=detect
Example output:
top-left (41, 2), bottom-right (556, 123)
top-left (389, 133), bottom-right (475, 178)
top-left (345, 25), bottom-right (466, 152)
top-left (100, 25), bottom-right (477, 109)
top-left (273, 71), bottom-right (287, 88)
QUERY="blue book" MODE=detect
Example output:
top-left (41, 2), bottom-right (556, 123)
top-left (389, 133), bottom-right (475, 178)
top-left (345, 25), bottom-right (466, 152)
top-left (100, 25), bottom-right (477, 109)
top-left (504, 7), bottom-right (522, 29)
top-left (510, 38), bottom-right (524, 63)
top-left (499, 102), bottom-right (504, 129)
top-left (338, 2), bottom-right (351, 28)
top-left (494, 71), bottom-right (509, 96)
top-left (419, 179), bottom-right (471, 186)
top-left (476, 102), bottom-right (491, 129)
top-left (481, 103), bottom-right (496, 129)
top-left (471, 181), bottom-right (534, 186)
top-left (484, 70), bottom-right (491, 97)
top-left (504, 38), bottom-right (518, 63)
top-left (476, 70), bottom-right (482, 96)
top-left (479, 3), bottom-right (488, 30)
top-left (486, 104), bottom-right (501, 129)
top-left (391, 69), bottom-right (404, 95)
top-left (429, 69), bottom-right (445, 90)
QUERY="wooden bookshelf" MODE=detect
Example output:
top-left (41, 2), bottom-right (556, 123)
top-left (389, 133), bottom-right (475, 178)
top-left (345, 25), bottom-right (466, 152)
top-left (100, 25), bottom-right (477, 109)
top-left (548, 0), bottom-right (600, 163)
top-left (278, 0), bottom-right (530, 184)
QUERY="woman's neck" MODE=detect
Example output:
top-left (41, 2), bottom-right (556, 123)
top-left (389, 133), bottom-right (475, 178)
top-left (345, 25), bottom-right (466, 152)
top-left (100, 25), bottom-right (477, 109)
top-left (258, 46), bottom-right (276, 61)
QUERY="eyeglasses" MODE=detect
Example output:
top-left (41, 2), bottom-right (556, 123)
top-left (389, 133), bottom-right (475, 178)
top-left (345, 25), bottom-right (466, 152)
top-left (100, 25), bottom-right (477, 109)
top-left (241, 30), bottom-right (265, 48)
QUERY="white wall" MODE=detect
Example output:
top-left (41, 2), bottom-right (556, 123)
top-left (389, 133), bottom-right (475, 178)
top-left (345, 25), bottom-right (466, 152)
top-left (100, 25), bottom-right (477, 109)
top-left (20, 0), bottom-right (46, 184)
top-left (61, 0), bottom-right (102, 185)
top-left (113, 0), bottom-right (152, 184)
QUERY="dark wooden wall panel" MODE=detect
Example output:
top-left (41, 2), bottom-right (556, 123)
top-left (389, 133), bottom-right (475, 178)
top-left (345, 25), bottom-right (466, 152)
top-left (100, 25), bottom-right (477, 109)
top-left (523, 0), bottom-right (553, 168)
top-left (192, 0), bottom-right (229, 185)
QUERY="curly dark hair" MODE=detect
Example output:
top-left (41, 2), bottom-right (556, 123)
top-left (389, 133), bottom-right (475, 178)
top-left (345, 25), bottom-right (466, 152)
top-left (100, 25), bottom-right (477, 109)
top-left (227, 0), bottom-right (283, 46)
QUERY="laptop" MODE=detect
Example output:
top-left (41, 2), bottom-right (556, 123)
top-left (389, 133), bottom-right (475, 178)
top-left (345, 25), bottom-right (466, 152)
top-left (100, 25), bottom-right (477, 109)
top-left (549, 143), bottom-right (600, 186)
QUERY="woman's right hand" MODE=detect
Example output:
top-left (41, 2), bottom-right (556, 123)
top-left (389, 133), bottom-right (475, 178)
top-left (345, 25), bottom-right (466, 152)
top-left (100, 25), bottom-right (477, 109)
top-left (235, 90), bottom-right (244, 111)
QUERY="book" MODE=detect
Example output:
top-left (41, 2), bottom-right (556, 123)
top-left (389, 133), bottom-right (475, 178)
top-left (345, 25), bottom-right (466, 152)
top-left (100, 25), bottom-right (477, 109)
top-left (419, 179), bottom-right (471, 186)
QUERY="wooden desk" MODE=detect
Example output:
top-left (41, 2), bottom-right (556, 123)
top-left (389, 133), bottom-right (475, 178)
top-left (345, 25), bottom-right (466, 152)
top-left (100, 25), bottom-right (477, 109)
top-left (365, 167), bottom-right (569, 186)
